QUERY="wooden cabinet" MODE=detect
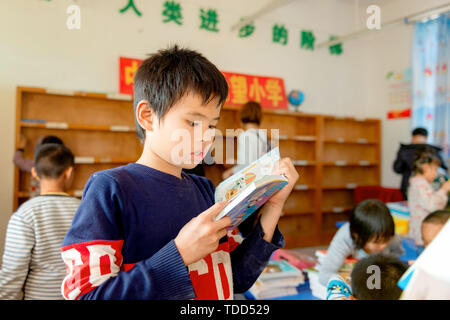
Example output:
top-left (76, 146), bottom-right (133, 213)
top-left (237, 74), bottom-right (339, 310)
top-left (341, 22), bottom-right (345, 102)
top-left (14, 87), bottom-right (142, 209)
top-left (14, 86), bottom-right (381, 248)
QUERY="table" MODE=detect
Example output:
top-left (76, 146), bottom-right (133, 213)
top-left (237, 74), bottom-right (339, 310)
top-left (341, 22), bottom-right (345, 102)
top-left (244, 238), bottom-right (419, 300)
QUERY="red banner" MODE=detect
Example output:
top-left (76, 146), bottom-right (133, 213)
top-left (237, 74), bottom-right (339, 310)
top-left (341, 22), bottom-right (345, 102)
top-left (118, 60), bottom-right (288, 110)
top-left (387, 108), bottom-right (411, 119)
top-left (222, 71), bottom-right (288, 109)
top-left (119, 57), bottom-right (143, 95)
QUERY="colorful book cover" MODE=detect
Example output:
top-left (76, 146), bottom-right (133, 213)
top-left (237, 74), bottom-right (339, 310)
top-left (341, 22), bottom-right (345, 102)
top-left (214, 147), bottom-right (288, 230)
top-left (259, 260), bottom-right (304, 281)
top-left (272, 249), bottom-right (318, 270)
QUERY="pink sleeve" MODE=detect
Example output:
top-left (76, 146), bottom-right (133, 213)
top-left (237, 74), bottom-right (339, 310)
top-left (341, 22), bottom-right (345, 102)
top-left (13, 151), bottom-right (33, 173)
top-left (416, 182), bottom-right (448, 212)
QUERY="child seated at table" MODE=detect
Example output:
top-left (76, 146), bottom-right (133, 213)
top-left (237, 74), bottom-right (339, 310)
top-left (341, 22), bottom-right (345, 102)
top-left (421, 210), bottom-right (450, 248)
top-left (318, 199), bottom-right (404, 286)
top-left (408, 148), bottom-right (450, 246)
top-left (327, 253), bottom-right (407, 300)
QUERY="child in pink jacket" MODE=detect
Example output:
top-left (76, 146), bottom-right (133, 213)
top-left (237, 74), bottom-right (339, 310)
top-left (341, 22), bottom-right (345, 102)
top-left (408, 149), bottom-right (450, 246)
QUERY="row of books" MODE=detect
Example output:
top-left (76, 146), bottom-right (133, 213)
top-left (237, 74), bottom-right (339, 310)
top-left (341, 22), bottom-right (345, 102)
top-left (247, 259), bottom-right (305, 299)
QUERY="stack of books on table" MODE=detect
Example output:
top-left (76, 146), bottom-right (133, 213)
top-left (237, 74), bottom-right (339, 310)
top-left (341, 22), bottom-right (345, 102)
top-left (305, 250), bottom-right (357, 300)
top-left (271, 249), bottom-right (318, 270)
top-left (247, 259), bottom-right (305, 299)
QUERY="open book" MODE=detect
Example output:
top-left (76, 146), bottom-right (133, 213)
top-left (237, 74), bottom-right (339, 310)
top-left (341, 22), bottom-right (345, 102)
top-left (214, 147), bottom-right (288, 230)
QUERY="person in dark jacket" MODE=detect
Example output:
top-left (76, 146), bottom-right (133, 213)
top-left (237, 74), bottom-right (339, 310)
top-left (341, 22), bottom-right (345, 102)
top-left (393, 127), bottom-right (448, 199)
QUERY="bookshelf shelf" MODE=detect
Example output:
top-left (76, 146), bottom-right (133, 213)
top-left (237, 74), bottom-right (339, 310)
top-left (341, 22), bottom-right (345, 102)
top-left (21, 121), bottom-right (137, 133)
top-left (323, 138), bottom-right (378, 145)
top-left (74, 157), bottom-right (136, 164)
top-left (321, 161), bottom-right (378, 166)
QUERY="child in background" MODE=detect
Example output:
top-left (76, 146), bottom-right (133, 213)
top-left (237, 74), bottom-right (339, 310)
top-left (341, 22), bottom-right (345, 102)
top-left (421, 210), bottom-right (450, 248)
top-left (0, 143), bottom-right (79, 299)
top-left (327, 253), bottom-right (407, 300)
top-left (407, 149), bottom-right (450, 246)
top-left (13, 135), bottom-right (64, 197)
top-left (222, 101), bottom-right (270, 179)
top-left (61, 46), bottom-right (298, 300)
top-left (318, 199), bottom-right (404, 286)
top-left (351, 253), bottom-right (407, 300)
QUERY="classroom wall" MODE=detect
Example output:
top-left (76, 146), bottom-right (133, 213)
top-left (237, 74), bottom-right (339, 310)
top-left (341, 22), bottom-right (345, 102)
top-left (0, 0), bottom-right (447, 258)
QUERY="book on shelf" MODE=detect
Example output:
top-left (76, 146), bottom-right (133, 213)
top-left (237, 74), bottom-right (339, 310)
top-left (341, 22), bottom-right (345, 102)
top-left (214, 147), bottom-right (288, 230)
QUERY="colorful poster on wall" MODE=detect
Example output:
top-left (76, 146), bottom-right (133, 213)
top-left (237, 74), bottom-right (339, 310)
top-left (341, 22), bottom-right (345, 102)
top-left (222, 71), bottom-right (288, 110)
top-left (119, 57), bottom-right (143, 95)
top-left (386, 68), bottom-right (412, 119)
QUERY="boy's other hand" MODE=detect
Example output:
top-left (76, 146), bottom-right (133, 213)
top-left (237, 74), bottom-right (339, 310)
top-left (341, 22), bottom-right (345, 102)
top-left (174, 201), bottom-right (232, 266)
top-left (267, 157), bottom-right (299, 208)
top-left (222, 168), bottom-right (234, 180)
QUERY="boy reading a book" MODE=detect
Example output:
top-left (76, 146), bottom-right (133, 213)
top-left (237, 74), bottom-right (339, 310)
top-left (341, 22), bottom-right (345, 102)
top-left (60, 46), bottom-right (298, 300)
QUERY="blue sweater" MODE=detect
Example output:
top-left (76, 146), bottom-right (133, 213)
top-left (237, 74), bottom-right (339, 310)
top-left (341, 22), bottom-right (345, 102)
top-left (61, 163), bottom-right (284, 300)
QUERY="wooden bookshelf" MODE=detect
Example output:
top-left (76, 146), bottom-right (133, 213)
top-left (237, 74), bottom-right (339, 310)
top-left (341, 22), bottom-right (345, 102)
top-left (14, 86), bottom-right (381, 248)
top-left (14, 86), bottom-right (142, 210)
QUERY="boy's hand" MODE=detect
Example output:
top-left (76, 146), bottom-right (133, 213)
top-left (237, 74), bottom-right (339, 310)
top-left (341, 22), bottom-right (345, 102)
top-left (256, 158), bottom-right (299, 243)
top-left (267, 157), bottom-right (299, 208)
top-left (222, 168), bottom-right (234, 180)
top-left (174, 202), bottom-right (232, 266)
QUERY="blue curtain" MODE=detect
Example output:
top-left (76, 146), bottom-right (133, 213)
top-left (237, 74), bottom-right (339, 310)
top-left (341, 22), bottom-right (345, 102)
top-left (411, 13), bottom-right (450, 158)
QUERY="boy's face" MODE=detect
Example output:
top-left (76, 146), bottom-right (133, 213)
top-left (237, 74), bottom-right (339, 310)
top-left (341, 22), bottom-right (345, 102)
top-left (411, 134), bottom-right (427, 144)
top-left (421, 222), bottom-right (444, 248)
top-left (145, 92), bottom-right (221, 171)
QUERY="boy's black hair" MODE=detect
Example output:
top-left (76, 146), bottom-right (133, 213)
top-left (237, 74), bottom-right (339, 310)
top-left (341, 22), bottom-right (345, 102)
top-left (33, 143), bottom-right (74, 179)
top-left (351, 253), bottom-right (407, 300)
top-left (412, 147), bottom-right (441, 175)
top-left (133, 45), bottom-right (229, 141)
top-left (412, 127), bottom-right (428, 137)
top-left (423, 210), bottom-right (450, 225)
top-left (350, 199), bottom-right (395, 249)
top-left (41, 135), bottom-right (64, 145)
